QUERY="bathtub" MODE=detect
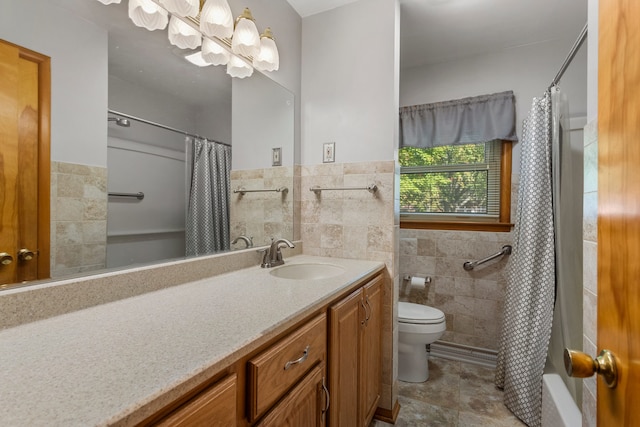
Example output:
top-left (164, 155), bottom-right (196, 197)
top-left (541, 373), bottom-right (581, 427)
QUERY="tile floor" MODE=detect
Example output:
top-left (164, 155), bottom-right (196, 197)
top-left (371, 357), bottom-right (527, 426)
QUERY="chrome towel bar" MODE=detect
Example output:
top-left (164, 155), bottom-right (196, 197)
top-left (108, 192), bottom-right (144, 200)
top-left (463, 245), bottom-right (512, 271)
top-left (310, 184), bottom-right (378, 194)
top-left (233, 187), bottom-right (288, 195)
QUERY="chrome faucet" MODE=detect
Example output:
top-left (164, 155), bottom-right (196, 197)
top-left (260, 238), bottom-right (295, 268)
top-left (231, 235), bottom-right (253, 248)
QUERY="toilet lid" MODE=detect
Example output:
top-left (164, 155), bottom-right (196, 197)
top-left (398, 302), bottom-right (445, 324)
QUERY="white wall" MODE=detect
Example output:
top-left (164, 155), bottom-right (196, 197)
top-left (587, 0), bottom-right (598, 121)
top-left (1, 0), bottom-right (108, 167)
top-left (231, 0), bottom-right (302, 167)
top-left (301, 0), bottom-right (399, 165)
top-left (400, 38), bottom-right (587, 175)
top-left (232, 74), bottom-right (295, 170)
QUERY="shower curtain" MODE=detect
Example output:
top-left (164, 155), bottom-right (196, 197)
top-left (185, 137), bottom-right (231, 256)
top-left (495, 91), bottom-right (556, 427)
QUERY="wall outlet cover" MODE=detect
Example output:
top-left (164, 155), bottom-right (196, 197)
top-left (272, 147), bottom-right (282, 166)
top-left (323, 142), bottom-right (335, 163)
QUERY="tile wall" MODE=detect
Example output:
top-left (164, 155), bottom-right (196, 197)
top-left (581, 120), bottom-right (597, 426)
top-left (50, 161), bottom-right (108, 278)
top-left (230, 166), bottom-right (295, 248)
top-left (299, 160), bottom-right (399, 413)
top-left (398, 228), bottom-right (513, 351)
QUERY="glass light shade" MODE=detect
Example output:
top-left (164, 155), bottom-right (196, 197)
top-left (199, 0), bottom-right (233, 39)
top-left (201, 38), bottom-right (230, 66)
top-left (253, 29), bottom-right (279, 72)
top-left (168, 15), bottom-right (202, 50)
top-left (158, 0), bottom-right (199, 18)
top-left (231, 9), bottom-right (260, 58)
top-left (226, 55), bottom-right (253, 78)
top-left (184, 51), bottom-right (212, 67)
top-left (96, 0), bottom-right (121, 4)
top-left (128, 0), bottom-right (168, 31)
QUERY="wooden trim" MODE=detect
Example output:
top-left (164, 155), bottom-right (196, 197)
top-left (13, 43), bottom-right (50, 280)
top-left (374, 400), bottom-right (400, 424)
top-left (36, 53), bottom-right (50, 280)
top-left (499, 140), bottom-right (512, 223)
top-left (400, 140), bottom-right (513, 233)
top-left (400, 220), bottom-right (513, 232)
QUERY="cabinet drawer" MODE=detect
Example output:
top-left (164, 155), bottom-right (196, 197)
top-left (248, 313), bottom-right (327, 421)
top-left (157, 374), bottom-right (236, 427)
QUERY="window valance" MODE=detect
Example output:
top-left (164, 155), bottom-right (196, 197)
top-left (399, 91), bottom-right (518, 148)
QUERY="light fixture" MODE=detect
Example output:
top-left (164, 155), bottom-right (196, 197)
top-left (231, 8), bottom-right (260, 58)
top-left (158, 0), bottom-right (199, 18)
top-left (201, 38), bottom-right (230, 65)
top-left (128, 0), bottom-right (168, 31)
top-left (253, 28), bottom-right (279, 72)
top-left (168, 15), bottom-right (202, 49)
top-left (226, 55), bottom-right (253, 79)
top-left (98, 0), bottom-right (278, 78)
top-left (184, 51), bottom-right (212, 67)
top-left (199, 0), bottom-right (233, 39)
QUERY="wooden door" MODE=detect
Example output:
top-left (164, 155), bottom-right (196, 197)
top-left (329, 287), bottom-right (361, 426)
top-left (359, 276), bottom-right (382, 427)
top-left (597, 0), bottom-right (640, 424)
top-left (256, 365), bottom-right (326, 427)
top-left (0, 39), bottom-right (50, 287)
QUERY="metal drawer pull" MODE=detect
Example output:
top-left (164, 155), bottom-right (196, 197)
top-left (365, 296), bottom-right (372, 322)
top-left (284, 345), bottom-right (310, 370)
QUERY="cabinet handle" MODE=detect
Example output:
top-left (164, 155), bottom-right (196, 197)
top-left (360, 300), bottom-right (367, 326)
top-left (365, 296), bottom-right (372, 322)
top-left (321, 377), bottom-right (330, 415)
top-left (284, 345), bottom-right (310, 370)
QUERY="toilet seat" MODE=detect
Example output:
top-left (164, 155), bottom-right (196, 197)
top-left (398, 302), bottom-right (445, 324)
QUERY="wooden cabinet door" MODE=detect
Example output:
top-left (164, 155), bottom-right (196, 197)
top-left (157, 374), bottom-right (237, 427)
top-left (359, 275), bottom-right (382, 426)
top-left (256, 365), bottom-right (326, 427)
top-left (0, 39), bottom-right (50, 287)
top-left (328, 287), bottom-right (362, 426)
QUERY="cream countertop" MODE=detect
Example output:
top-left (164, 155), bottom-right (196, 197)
top-left (0, 255), bottom-right (384, 426)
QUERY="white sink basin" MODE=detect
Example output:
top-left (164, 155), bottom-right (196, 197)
top-left (269, 263), bottom-right (345, 280)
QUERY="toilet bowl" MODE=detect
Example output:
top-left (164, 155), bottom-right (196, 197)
top-left (398, 302), bottom-right (446, 382)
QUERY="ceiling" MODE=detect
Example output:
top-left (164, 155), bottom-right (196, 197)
top-left (287, 0), bottom-right (588, 70)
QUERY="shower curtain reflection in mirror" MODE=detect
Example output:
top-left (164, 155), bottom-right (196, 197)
top-left (185, 137), bottom-right (231, 256)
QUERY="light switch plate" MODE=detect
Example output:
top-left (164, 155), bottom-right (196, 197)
top-left (272, 147), bottom-right (282, 166)
top-left (323, 142), bottom-right (335, 163)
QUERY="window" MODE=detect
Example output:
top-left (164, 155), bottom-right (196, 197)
top-left (399, 140), bottom-right (512, 232)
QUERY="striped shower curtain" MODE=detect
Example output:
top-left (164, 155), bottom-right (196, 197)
top-left (495, 91), bottom-right (556, 427)
top-left (185, 137), bottom-right (231, 256)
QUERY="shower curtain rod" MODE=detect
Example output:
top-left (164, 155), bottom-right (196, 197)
top-left (107, 109), bottom-right (231, 147)
top-left (549, 23), bottom-right (588, 90)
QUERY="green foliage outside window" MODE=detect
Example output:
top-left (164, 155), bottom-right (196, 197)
top-left (399, 143), bottom-right (498, 215)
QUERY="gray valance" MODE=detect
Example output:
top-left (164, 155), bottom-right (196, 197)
top-left (399, 91), bottom-right (518, 148)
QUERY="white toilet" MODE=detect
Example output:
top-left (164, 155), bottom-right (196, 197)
top-left (398, 302), bottom-right (446, 382)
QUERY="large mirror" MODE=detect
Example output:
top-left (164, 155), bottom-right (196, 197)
top-left (1, 0), bottom-right (294, 287)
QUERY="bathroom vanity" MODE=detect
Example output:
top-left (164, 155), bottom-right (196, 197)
top-left (0, 255), bottom-right (385, 426)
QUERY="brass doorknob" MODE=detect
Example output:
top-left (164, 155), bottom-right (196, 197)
top-left (0, 253), bottom-right (13, 265)
top-left (564, 348), bottom-right (618, 388)
top-left (18, 249), bottom-right (36, 261)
